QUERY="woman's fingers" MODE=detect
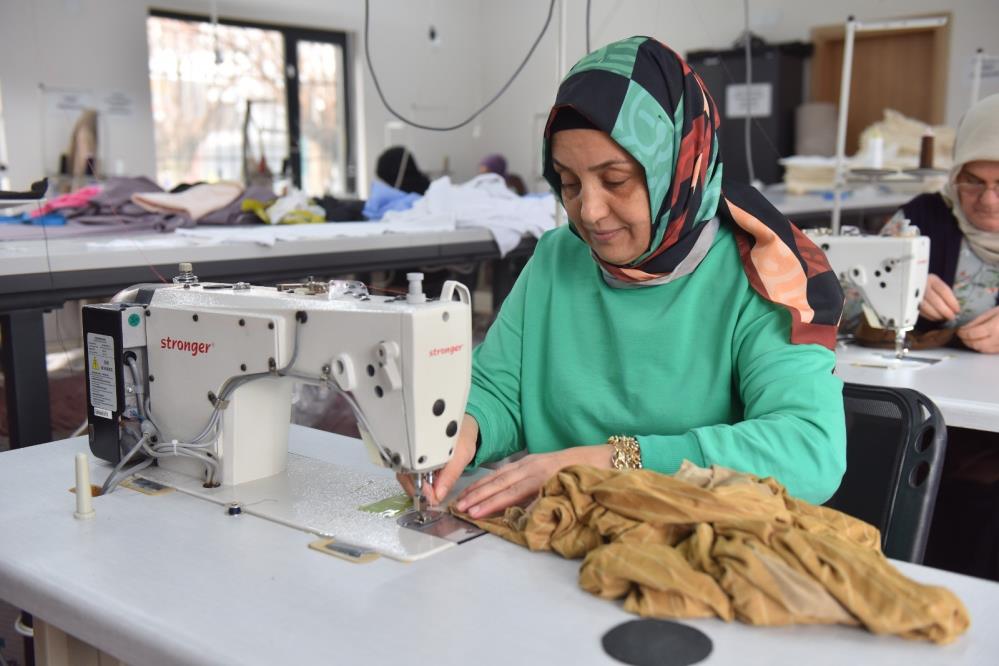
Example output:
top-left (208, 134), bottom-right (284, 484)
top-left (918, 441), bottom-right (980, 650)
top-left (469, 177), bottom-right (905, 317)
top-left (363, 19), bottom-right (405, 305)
top-left (463, 478), bottom-right (537, 518)
top-left (957, 308), bottom-right (999, 353)
top-left (396, 472), bottom-right (415, 497)
top-left (456, 465), bottom-right (521, 512)
top-left (921, 288), bottom-right (956, 321)
top-left (920, 274), bottom-right (959, 320)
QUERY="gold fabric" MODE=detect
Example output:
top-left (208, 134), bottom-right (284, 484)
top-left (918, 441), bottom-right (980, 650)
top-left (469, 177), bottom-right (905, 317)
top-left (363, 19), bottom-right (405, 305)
top-left (456, 462), bottom-right (969, 644)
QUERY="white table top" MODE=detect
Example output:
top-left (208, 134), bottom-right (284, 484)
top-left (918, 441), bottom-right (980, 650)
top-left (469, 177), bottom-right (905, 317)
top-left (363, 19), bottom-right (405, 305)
top-left (762, 187), bottom-right (911, 218)
top-left (2, 427), bottom-right (997, 665)
top-left (835, 343), bottom-right (999, 432)
top-left (0, 225), bottom-right (496, 277)
top-left (0, 188), bottom-right (908, 278)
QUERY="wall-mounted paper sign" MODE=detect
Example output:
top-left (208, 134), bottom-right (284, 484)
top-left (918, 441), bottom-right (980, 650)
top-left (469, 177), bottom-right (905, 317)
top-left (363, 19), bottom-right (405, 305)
top-left (102, 91), bottom-right (135, 117)
top-left (46, 88), bottom-right (96, 115)
top-left (725, 83), bottom-right (772, 118)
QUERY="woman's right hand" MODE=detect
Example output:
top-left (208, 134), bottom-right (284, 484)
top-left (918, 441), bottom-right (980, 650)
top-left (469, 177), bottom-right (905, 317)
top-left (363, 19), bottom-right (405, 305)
top-left (919, 273), bottom-right (961, 322)
top-left (396, 414), bottom-right (478, 506)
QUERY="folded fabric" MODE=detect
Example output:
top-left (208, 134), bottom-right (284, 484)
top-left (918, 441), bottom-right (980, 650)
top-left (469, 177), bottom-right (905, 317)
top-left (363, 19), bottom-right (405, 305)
top-left (241, 198), bottom-right (274, 224)
top-left (380, 174), bottom-right (557, 256)
top-left (264, 189), bottom-right (325, 225)
top-left (362, 180), bottom-right (420, 220)
top-left (69, 176), bottom-right (163, 216)
top-left (277, 209), bottom-right (324, 225)
top-left (854, 319), bottom-right (956, 350)
top-left (132, 182), bottom-right (243, 221)
top-left (458, 462), bottom-right (969, 644)
top-left (314, 194), bottom-right (367, 222)
top-left (0, 212), bottom-right (66, 226)
top-left (29, 185), bottom-right (102, 217)
top-left (0, 177), bottom-right (189, 241)
top-left (199, 184), bottom-right (275, 225)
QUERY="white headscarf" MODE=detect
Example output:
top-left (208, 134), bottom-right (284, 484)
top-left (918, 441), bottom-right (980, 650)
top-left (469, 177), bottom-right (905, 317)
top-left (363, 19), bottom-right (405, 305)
top-left (941, 93), bottom-right (999, 265)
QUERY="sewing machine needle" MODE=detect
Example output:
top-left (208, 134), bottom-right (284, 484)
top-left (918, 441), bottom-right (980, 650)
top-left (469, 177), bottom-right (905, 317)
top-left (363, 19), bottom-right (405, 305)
top-left (413, 472), bottom-right (426, 522)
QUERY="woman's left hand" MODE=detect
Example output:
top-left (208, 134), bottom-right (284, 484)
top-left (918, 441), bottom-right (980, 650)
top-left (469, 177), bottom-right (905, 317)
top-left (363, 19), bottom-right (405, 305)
top-left (957, 306), bottom-right (999, 353)
top-left (455, 445), bottom-right (613, 519)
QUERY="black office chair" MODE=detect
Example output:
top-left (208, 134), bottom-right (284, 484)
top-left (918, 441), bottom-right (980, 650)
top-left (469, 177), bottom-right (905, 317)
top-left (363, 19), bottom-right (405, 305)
top-left (825, 383), bottom-right (947, 564)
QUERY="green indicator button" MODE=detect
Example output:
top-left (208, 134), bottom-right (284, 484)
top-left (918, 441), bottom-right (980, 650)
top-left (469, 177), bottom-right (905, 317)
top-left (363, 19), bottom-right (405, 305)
top-left (127, 313), bottom-right (141, 327)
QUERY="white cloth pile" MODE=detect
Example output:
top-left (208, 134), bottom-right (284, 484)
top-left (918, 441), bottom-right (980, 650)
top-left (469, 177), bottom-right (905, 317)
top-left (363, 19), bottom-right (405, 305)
top-left (857, 109), bottom-right (955, 172)
top-left (780, 109), bottom-right (957, 194)
top-left (382, 173), bottom-right (558, 256)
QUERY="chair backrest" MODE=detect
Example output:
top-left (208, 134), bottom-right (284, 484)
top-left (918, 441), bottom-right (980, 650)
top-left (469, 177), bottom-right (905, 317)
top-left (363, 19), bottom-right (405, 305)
top-left (825, 383), bottom-right (947, 564)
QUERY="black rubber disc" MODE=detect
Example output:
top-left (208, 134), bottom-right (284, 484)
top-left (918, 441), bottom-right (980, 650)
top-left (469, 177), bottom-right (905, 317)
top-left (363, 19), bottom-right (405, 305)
top-left (601, 619), bottom-right (713, 666)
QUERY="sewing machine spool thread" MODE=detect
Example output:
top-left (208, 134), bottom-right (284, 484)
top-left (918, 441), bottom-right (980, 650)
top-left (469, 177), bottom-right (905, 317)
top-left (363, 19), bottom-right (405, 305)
top-left (919, 131), bottom-right (935, 170)
top-left (73, 453), bottom-right (96, 519)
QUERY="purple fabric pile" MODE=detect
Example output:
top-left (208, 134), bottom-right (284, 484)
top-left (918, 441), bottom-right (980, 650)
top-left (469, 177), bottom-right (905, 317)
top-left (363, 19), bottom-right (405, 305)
top-left (0, 179), bottom-right (277, 242)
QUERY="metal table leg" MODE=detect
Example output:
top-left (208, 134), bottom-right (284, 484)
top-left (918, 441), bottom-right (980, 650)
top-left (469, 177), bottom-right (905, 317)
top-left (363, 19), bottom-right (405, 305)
top-left (1, 310), bottom-right (52, 448)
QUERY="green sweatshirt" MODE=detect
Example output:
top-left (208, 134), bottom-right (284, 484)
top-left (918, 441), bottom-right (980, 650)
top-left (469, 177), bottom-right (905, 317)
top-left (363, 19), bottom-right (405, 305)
top-left (466, 224), bottom-right (846, 504)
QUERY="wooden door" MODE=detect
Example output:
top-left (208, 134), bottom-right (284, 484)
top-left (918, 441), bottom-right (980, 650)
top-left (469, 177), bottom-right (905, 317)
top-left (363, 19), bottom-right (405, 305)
top-left (811, 14), bottom-right (950, 153)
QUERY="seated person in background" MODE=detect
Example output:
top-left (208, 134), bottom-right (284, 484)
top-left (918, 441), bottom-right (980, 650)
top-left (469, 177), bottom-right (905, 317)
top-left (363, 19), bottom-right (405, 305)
top-left (479, 153), bottom-right (527, 196)
top-left (892, 93), bottom-right (999, 581)
top-left (891, 93), bottom-right (999, 353)
top-left (376, 146), bottom-right (431, 195)
top-left (401, 37), bottom-right (846, 516)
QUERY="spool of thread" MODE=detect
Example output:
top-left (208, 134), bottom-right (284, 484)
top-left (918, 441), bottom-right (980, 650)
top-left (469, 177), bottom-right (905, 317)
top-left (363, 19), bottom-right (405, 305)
top-left (869, 133), bottom-right (884, 169)
top-left (74, 452), bottom-right (96, 520)
top-left (919, 130), bottom-right (935, 170)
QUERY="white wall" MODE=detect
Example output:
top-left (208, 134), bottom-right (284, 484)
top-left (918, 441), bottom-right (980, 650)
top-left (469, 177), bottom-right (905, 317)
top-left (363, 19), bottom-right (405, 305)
top-left (0, 0), bottom-right (487, 192)
top-left (477, 0), bottom-right (999, 190)
top-left (1, 1), bottom-right (996, 195)
top-left (0, 0), bottom-right (157, 189)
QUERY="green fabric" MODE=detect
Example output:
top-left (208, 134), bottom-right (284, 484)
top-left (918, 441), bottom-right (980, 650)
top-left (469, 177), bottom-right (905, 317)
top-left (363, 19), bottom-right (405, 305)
top-left (567, 36), bottom-right (644, 78)
top-left (466, 225), bottom-right (846, 505)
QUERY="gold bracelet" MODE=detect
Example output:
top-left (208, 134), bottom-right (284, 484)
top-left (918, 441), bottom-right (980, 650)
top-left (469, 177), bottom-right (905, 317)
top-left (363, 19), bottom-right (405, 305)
top-left (608, 435), bottom-right (642, 470)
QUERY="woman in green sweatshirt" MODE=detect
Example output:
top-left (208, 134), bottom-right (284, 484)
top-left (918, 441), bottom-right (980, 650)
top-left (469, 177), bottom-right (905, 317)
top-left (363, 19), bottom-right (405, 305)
top-left (415, 37), bottom-right (846, 517)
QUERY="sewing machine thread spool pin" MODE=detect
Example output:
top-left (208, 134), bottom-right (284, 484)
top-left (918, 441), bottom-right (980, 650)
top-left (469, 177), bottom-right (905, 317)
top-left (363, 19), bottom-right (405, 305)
top-left (172, 262), bottom-right (199, 285)
top-left (406, 273), bottom-right (426, 304)
top-left (73, 453), bottom-right (96, 520)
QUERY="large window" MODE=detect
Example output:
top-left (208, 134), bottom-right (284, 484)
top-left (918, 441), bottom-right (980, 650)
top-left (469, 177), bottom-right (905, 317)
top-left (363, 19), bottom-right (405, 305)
top-left (147, 11), bottom-right (354, 195)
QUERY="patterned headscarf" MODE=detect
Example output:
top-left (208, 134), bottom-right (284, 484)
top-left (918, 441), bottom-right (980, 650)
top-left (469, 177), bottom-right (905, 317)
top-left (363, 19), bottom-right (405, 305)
top-left (542, 36), bottom-right (843, 349)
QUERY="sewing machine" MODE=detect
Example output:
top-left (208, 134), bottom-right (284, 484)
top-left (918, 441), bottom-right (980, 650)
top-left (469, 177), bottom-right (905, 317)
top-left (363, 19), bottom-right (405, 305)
top-left (82, 265), bottom-right (472, 521)
top-left (807, 231), bottom-right (930, 357)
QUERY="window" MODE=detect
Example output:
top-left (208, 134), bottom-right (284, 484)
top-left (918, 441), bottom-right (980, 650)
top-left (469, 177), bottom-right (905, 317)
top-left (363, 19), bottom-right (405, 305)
top-left (146, 11), bottom-right (354, 196)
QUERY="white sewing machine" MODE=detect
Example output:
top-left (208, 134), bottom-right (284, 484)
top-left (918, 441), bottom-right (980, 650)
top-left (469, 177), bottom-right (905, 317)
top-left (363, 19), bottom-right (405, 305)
top-left (83, 265), bottom-right (472, 519)
top-left (807, 231), bottom-right (930, 357)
